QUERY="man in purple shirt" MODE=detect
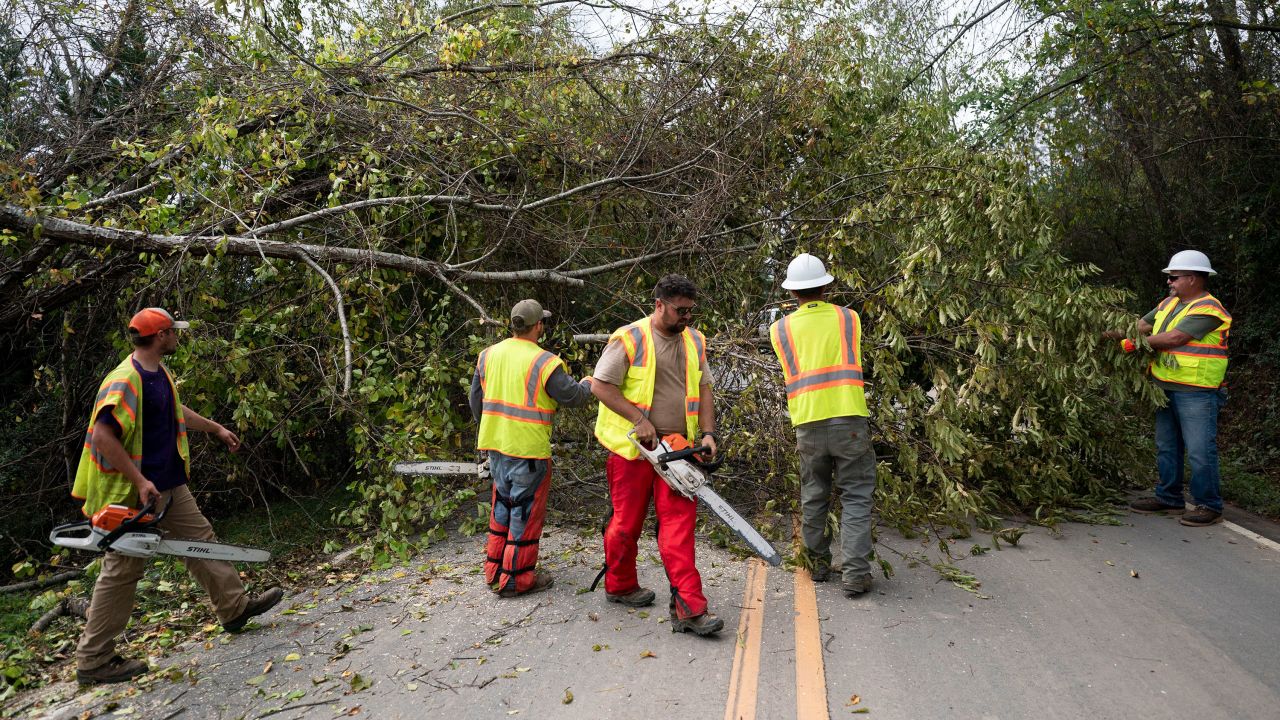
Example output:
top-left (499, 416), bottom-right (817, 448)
top-left (72, 308), bottom-right (282, 685)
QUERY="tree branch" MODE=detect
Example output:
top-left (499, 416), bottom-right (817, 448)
top-left (296, 252), bottom-right (353, 395)
top-left (2, 569), bottom-right (82, 595)
top-left (0, 205), bottom-right (585, 286)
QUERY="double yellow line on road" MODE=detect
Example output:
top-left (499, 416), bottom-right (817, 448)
top-left (723, 561), bottom-right (830, 720)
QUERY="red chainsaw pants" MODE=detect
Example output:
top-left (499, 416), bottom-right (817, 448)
top-left (603, 453), bottom-right (707, 619)
top-left (484, 452), bottom-right (552, 594)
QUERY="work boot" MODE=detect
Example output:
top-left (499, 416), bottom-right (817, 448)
top-left (798, 548), bottom-right (831, 582)
top-left (809, 562), bottom-right (831, 583)
top-left (498, 572), bottom-right (554, 598)
top-left (224, 586), bottom-right (284, 632)
top-left (842, 573), bottom-right (873, 597)
top-left (1129, 497), bottom-right (1184, 515)
top-left (606, 587), bottom-right (656, 607)
top-left (76, 655), bottom-right (148, 685)
top-left (670, 612), bottom-right (724, 636)
top-left (1179, 506), bottom-right (1223, 527)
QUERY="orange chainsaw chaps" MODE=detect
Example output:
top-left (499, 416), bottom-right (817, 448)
top-left (91, 504), bottom-right (155, 532)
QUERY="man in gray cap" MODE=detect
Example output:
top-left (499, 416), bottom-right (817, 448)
top-left (469, 300), bottom-right (594, 596)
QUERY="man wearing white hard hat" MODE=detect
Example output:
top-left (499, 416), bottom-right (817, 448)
top-left (769, 254), bottom-right (878, 596)
top-left (1103, 250), bottom-right (1232, 526)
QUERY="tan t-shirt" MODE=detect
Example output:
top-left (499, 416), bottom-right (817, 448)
top-left (593, 320), bottom-right (711, 435)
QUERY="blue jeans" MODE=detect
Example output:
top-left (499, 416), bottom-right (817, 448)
top-left (1154, 388), bottom-right (1226, 512)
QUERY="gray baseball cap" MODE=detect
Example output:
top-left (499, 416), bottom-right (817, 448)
top-left (511, 299), bottom-right (551, 330)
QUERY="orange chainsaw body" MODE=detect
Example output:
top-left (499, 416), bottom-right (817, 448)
top-left (91, 504), bottom-right (156, 532)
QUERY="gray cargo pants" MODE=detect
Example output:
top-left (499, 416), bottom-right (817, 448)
top-left (796, 416), bottom-right (876, 580)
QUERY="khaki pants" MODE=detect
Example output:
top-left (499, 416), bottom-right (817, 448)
top-left (76, 484), bottom-right (247, 671)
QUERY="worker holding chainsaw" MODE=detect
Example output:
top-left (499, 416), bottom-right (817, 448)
top-left (590, 274), bottom-right (724, 636)
top-left (69, 308), bottom-right (282, 684)
top-left (470, 299), bottom-right (594, 597)
top-left (770, 254), bottom-right (879, 597)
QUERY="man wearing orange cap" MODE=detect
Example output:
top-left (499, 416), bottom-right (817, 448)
top-left (71, 307), bottom-right (282, 685)
top-left (470, 299), bottom-right (594, 597)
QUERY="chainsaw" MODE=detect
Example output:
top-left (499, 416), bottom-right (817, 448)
top-left (629, 430), bottom-right (782, 566)
top-left (50, 500), bottom-right (270, 563)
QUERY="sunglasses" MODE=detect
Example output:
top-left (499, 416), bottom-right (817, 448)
top-left (1166, 274), bottom-right (1193, 283)
top-left (666, 303), bottom-right (695, 317)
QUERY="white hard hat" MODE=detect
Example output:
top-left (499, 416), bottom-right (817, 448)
top-left (781, 253), bottom-right (834, 290)
top-left (1162, 250), bottom-right (1216, 276)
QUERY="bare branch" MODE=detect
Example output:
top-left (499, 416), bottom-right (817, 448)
top-left (0, 205), bottom-right (586, 286)
top-left (296, 252), bottom-right (353, 395)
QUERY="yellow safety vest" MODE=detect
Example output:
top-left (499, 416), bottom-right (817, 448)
top-left (770, 301), bottom-right (868, 426)
top-left (476, 338), bottom-right (566, 459)
top-left (593, 318), bottom-right (706, 459)
top-left (72, 357), bottom-right (190, 516)
top-left (1149, 293), bottom-right (1231, 389)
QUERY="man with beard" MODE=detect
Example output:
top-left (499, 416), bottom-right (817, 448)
top-left (589, 275), bottom-right (723, 636)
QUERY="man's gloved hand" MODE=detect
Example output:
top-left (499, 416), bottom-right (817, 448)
top-left (477, 456), bottom-right (491, 480)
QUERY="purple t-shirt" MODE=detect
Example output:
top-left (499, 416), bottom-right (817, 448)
top-left (96, 359), bottom-right (188, 491)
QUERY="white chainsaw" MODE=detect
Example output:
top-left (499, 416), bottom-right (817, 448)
top-left (629, 430), bottom-right (781, 566)
top-left (50, 500), bottom-right (270, 563)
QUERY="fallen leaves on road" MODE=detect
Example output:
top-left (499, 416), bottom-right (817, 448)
top-left (639, 650), bottom-right (656, 659)
top-left (846, 694), bottom-right (861, 706)
top-left (563, 688), bottom-right (574, 704)
top-left (1130, 570), bottom-right (1140, 578)
top-left (348, 673), bottom-right (372, 693)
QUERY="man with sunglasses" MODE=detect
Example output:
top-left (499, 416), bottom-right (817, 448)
top-left (71, 308), bottom-right (282, 684)
top-left (1103, 250), bottom-right (1232, 526)
top-left (589, 274), bottom-right (723, 636)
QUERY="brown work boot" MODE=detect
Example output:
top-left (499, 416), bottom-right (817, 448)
top-left (606, 587), bottom-right (656, 607)
top-left (1129, 497), bottom-right (1184, 515)
top-left (809, 562), bottom-right (831, 583)
top-left (1179, 506), bottom-right (1223, 527)
top-left (671, 612), bottom-right (724, 636)
top-left (224, 586), bottom-right (284, 632)
top-left (498, 572), bottom-right (554, 598)
top-left (842, 573), bottom-right (873, 597)
top-left (76, 655), bottom-right (148, 685)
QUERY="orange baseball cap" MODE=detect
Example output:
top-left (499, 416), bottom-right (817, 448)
top-left (128, 307), bottom-right (189, 337)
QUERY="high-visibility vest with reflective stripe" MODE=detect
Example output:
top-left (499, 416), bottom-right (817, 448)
top-left (476, 338), bottom-right (566, 459)
top-left (770, 301), bottom-right (868, 426)
top-left (1149, 293), bottom-right (1231, 389)
top-left (72, 356), bottom-right (190, 516)
top-left (594, 318), bottom-right (705, 459)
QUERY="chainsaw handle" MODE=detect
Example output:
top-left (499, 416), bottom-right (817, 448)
top-left (656, 445), bottom-right (724, 473)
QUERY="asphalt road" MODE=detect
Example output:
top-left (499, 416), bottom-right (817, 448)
top-left (16, 507), bottom-right (1280, 720)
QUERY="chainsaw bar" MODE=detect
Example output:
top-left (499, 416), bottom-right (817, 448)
top-left (392, 461), bottom-right (482, 476)
top-left (694, 485), bottom-right (783, 567)
top-left (155, 537), bottom-right (271, 563)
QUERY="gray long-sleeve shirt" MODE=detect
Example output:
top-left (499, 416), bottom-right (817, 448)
top-left (469, 365), bottom-right (593, 422)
